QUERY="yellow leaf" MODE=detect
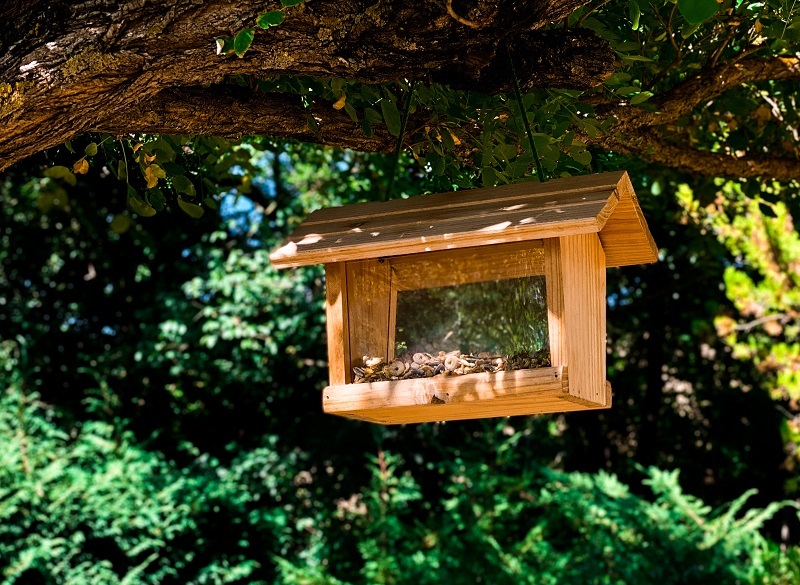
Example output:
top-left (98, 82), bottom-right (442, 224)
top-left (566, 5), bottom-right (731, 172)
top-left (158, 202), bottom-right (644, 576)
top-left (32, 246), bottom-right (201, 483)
top-left (110, 214), bottom-right (132, 234)
top-left (150, 164), bottom-right (167, 179)
top-left (333, 95), bottom-right (346, 110)
top-left (754, 19), bottom-right (763, 34)
top-left (144, 166), bottom-right (159, 189)
top-left (144, 153), bottom-right (157, 163)
top-left (451, 133), bottom-right (461, 146)
top-left (73, 158), bottom-right (89, 174)
top-left (132, 142), bottom-right (143, 153)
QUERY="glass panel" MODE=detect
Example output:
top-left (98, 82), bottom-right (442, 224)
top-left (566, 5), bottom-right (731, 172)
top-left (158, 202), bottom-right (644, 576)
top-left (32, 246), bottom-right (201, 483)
top-left (347, 275), bottom-right (550, 383)
top-left (394, 275), bottom-right (549, 357)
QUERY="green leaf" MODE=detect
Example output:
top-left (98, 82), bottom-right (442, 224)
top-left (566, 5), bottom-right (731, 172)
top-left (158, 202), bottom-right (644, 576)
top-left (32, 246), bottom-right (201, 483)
top-left (481, 167), bottom-right (497, 187)
top-left (364, 107), bottom-right (382, 125)
top-left (281, 0), bottom-right (303, 5)
top-left (629, 0), bottom-right (641, 29)
top-left (177, 198), bottom-right (205, 218)
top-left (380, 99), bottom-right (402, 137)
top-left (216, 37), bottom-right (234, 55)
top-left (620, 54), bottom-right (653, 62)
top-left (257, 10), bottom-right (285, 28)
top-left (678, 0), bottom-right (718, 24)
top-left (117, 160), bottom-right (127, 181)
top-left (161, 162), bottom-right (185, 175)
top-left (629, 91), bottom-right (654, 105)
top-left (171, 175), bottom-right (196, 197)
top-left (361, 118), bottom-right (373, 137)
top-left (203, 197), bottom-right (219, 211)
top-left (343, 103), bottom-right (359, 123)
top-left (64, 140), bottom-right (76, 154)
top-left (84, 142), bottom-right (98, 156)
top-left (233, 28), bottom-right (254, 57)
top-left (44, 166), bottom-right (77, 187)
top-left (440, 128), bottom-right (455, 151)
top-left (305, 114), bottom-right (319, 134)
top-left (129, 197), bottom-right (156, 217)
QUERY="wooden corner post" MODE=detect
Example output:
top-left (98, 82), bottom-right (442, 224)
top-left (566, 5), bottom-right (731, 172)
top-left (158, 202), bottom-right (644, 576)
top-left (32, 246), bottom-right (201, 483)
top-left (544, 233), bottom-right (608, 407)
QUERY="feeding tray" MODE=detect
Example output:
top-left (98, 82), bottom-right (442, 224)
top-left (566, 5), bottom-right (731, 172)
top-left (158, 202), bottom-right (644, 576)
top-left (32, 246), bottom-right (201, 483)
top-left (270, 171), bottom-right (657, 424)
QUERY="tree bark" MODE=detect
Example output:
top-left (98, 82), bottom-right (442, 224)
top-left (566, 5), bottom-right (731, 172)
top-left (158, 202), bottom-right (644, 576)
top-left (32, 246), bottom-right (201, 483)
top-left (0, 0), bottom-right (614, 172)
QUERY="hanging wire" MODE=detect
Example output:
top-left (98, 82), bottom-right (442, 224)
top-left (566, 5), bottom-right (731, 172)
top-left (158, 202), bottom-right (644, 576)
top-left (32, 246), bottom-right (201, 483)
top-left (384, 80), bottom-right (416, 201)
top-left (505, 43), bottom-right (547, 183)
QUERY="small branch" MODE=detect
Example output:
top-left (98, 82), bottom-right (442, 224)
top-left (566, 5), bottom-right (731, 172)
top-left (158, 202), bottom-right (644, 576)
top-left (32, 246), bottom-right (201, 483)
top-left (445, 0), bottom-right (491, 29)
top-left (734, 313), bottom-right (792, 333)
top-left (589, 127), bottom-right (800, 181)
top-left (575, 0), bottom-right (611, 27)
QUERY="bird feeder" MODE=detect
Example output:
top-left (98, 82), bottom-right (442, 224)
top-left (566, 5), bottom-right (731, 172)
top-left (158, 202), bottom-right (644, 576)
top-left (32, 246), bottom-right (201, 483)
top-left (270, 171), bottom-right (657, 424)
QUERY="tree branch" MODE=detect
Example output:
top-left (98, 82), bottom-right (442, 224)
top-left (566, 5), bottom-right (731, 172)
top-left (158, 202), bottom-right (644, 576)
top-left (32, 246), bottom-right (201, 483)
top-left (0, 0), bottom-right (612, 171)
top-left (593, 127), bottom-right (800, 182)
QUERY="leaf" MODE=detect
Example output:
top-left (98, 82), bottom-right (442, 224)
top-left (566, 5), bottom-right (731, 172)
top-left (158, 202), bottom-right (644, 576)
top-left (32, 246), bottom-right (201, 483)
top-left (440, 128), bottom-right (455, 151)
top-left (362, 118), bottom-right (373, 137)
top-left (171, 175), bottom-right (196, 197)
top-left (117, 160), bottom-right (127, 181)
top-left (110, 214), bottom-right (132, 234)
top-left (305, 114), bottom-right (319, 134)
top-left (144, 166), bottom-right (159, 189)
top-left (233, 28), bottom-right (254, 57)
top-left (364, 107), bottom-right (382, 125)
top-left (343, 103), bottom-right (358, 123)
top-left (44, 165), bottom-right (77, 186)
top-left (620, 54), bottom-right (653, 62)
top-left (84, 142), bottom-right (98, 156)
top-left (281, 0), bottom-right (303, 5)
top-left (380, 99), bottom-right (402, 137)
top-left (73, 158), bottom-right (89, 175)
top-left (129, 197), bottom-right (156, 217)
top-left (257, 10), bottom-right (285, 28)
top-left (333, 95), bottom-right (346, 110)
top-left (629, 0), bottom-right (641, 29)
top-left (64, 140), bottom-right (75, 154)
top-left (203, 197), bottom-right (219, 211)
top-left (678, 0), bottom-right (718, 24)
top-left (177, 198), bottom-right (205, 218)
top-left (150, 164), bottom-right (167, 179)
top-left (629, 91), bottom-right (654, 105)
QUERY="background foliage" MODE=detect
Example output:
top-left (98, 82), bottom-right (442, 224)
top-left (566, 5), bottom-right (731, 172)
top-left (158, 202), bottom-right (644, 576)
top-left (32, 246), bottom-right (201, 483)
top-left (3, 0), bottom-right (800, 582)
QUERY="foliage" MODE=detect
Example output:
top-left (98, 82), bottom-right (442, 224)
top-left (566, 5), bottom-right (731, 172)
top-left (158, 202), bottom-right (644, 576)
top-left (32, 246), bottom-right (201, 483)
top-left (677, 180), bottom-right (800, 481)
top-left (1, 357), bottom-right (798, 584)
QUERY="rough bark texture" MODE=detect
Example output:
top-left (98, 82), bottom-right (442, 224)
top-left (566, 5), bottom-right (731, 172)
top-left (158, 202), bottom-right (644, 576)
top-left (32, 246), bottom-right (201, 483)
top-left (0, 0), bottom-right (614, 172)
top-left (586, 55), bottom-right (800, 181)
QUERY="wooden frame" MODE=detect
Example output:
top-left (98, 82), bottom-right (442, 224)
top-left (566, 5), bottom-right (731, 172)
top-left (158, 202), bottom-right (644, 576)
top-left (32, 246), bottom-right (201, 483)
top-left (272, 171), bottom-right (657, 424)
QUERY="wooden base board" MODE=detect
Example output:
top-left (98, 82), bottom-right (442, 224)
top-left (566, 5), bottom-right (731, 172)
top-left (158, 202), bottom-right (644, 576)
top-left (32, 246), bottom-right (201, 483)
top-left (322, 367), bottom-right (610, 425)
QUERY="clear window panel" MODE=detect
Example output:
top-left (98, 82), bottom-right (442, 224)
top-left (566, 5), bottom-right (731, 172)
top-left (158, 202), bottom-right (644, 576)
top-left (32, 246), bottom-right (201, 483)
top-left (352, 275), bottom-right (550, 383)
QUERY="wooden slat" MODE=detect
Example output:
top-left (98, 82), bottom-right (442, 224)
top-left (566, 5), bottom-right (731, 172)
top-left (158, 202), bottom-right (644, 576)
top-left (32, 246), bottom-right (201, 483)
top-left (271, 170), bottom-right (658, 270)
top-left (271, 195), bottom-right (613, 268)
top-left (390, 241), bottom-right (545, 291)
top-left (285, 188), bottom-right (617, 243)
top-left (560, 233), bottom-right (607, 405)
top-left (599, 175), bottom-right (658, 267)
top-left (301, 171), bottom-right (627, 227)
top-left (543, 238), bottom-right (566, 367)
top-left (346, 259), bottom-right (392, 372)
top-left (325, 263), bottom-right (350, 385)
top-left (323, 367), bottom-right (608, 424)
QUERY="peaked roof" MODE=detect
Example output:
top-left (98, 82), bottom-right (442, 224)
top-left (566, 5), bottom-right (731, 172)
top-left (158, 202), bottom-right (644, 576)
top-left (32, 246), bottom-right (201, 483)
top-left (270, 171), bottom-right (657, 269)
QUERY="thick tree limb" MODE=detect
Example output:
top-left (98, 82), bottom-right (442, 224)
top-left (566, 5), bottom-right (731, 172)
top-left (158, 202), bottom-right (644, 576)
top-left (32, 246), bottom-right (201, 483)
top-left (0, 0), bottom-right (615, 172)
top-left (101, 87), bottom-right (398, 152)
top-left (583, 54), bottom-right (800, 180)
top-left (593, 128), bottom-right (800, 182)
top-left (593, 54), bottom-right (800, 128)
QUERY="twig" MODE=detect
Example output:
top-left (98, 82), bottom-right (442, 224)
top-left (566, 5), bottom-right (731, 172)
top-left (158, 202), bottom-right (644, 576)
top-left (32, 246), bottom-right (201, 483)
top-left (445, 0), bottom-right (490, 29)
top-left (575, 0), bottom-right (612, 27)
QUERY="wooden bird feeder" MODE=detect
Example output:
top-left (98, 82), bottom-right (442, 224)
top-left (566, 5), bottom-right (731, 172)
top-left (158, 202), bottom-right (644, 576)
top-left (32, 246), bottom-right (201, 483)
top-left (270, 171), bottom-right (657, 424)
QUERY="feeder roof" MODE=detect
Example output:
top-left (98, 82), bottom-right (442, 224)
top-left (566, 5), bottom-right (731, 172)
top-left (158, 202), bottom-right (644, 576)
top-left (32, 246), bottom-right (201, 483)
top-left (270, 171), bottom-right (657, 269)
